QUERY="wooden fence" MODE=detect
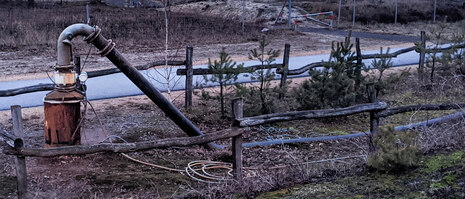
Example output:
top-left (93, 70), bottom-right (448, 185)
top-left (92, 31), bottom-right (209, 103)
top-left (177, 31), bottom-right (465, 107)
top-left (3, 32), bottom-right (465, 108)
top-left (0, 48), bottom-right (189, 97)
top-left (231, 83), bottom-right (465, 151)
top-left (1, 83), bottom-right (464, 197)
top-left (0, 105), bottom-right (244, 198)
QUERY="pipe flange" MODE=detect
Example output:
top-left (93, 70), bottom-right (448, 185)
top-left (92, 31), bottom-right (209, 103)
top-left (83, 26), bottom-right (101, 44)
top-left (97, 40), bottom-right (116, 57)
top-left (55, 64), bottom-right (74, 70)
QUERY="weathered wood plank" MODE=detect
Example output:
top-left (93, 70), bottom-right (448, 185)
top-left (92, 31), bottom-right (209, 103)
top-left (11, 105), bottom-right (27, 199)
top-left (378, 103), bottom-right (465, 118)
top-left (0, 84), bottom-right (55, 97)
top-left (361, 47), bottom-right (416, 59)
top-left (236, 102), bottom-right (387, 127)
top-left (87, 60), bottom-right (185, 78)
top-left (418, 31), bottom-right (426, 81)
top-left (176, 64), bottom-right (283, 76)
top-left (279, 43), bottom-right (291, 100)
top-left (277, 62), bottom-right (324, 76)
top-left (231, 98), bottom-right (243, 121)
top-left (0, 128), bottom-right (23, 149)
top-left (0, 60), bottom-right (185, 97)
top-left (367, 84), bottom-right (379, 153)
top-left (185, 46), bottom-right (193, 108)
top-left (355, 38), bottom-right (362, 90)
top-left (232, 133), bottom-right (243, 180)
top-left (4, 128), bottom-right (241, 157)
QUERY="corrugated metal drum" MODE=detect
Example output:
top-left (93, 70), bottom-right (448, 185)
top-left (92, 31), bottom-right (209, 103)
top-left (44, 90), bottom-right (84, 147)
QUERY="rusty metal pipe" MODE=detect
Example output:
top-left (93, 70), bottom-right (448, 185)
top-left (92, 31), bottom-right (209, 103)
top-left (57, 23), bottom-right (95, 67)
top-left (56, 24), bottom-right (217, 147)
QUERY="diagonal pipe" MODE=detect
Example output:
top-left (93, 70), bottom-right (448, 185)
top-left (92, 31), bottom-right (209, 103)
top-left (57, 23), bottom-right (221, 148)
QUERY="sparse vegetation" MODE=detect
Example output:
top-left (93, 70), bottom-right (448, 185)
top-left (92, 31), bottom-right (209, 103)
top-left (364, 47), bottom-right (411, 96)
top-left (1, 1), bottom-right (465, 199)
top-left (368, 126), bottom-right (420, 173)
top-left (202, 48), bottom-right (243, 118)
top-left (294, 33), bottom-right (362, 110)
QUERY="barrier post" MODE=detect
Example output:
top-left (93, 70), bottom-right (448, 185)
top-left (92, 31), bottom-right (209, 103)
top-left (185, 46), bottom-right (193, 108)
top-left (11, 105), bottom-right (27, 199)
top-left (419, 31), bottom-right (426, 81)
top-left (279, 43), bottom-right (290, 100)
top-left (367, 84), bottom-right (379, 153)
top-left (231, 98), bottom-right (243, 180)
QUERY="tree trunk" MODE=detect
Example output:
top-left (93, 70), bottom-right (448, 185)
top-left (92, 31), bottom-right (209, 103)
top-left (28, 0), bottom-right (34, 8)
top-left (220, 81), bottom-right (224, 118)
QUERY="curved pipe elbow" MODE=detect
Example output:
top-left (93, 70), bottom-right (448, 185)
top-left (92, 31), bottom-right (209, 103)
top-left (57, 23), bottom-right (95, 67)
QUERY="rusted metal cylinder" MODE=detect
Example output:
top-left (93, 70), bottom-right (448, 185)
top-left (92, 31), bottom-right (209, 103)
top-left (44, 90), bottom-right (84, 147)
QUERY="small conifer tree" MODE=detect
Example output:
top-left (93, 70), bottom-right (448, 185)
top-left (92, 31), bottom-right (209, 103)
top-left (203, 48), bottom-right (243, 118)
top-left (248, 36), bottom-right (280, 114)
top-left (295, 34), bottom-right (358, 109)
top-left (368, 126), bottom-right (420, 173)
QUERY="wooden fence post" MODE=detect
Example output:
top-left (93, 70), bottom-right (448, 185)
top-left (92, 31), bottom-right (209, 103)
top-left (355, 38), bottom-right (362, 90)
top-left (279, 43), bottom-right (290, 100)
top-left (11, 105), bottom-right (27, 199)
top-left (418, 31), bottom-right (426, 81)
top-left (231, 98), bottom-right (244, 120)
top-left (231, 98), bottom-right (243, 180)
top-left (366, 84), bottom-right (379, 153)
top-left (185, 46), bottom-right (193, 108)
top-left (74, 55), bottom-right (81, 91)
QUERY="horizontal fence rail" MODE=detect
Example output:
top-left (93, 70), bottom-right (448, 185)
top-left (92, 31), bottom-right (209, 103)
top-left (87, 60), bottom-right (185, 78)
top-left (2, 39), bottom-right (465, 98)
top-left (378, 103), bottom-right (465, 118)
top-left (3, 127), bottom-right (241, 157)
top-left (0, 59), bottom-right (185, 97)
top-left (177, 42), bottom-right (465, 77)
top-left (235, 102), bottom-right (387, 127)
top-left (277, 62), bottom-right (324, 76)
top-left (176, 63), bottom-right (283, 75)
top-left (361, 46), bottom-right (416, 59)
top-left (0, 84), bottom-right (55, 97)
top-left (0, 128), bottom-right (23, 149)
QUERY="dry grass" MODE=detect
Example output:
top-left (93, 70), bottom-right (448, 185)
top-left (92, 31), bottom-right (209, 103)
top-left (0, 1), bottom-right (262, 51)
top-left (297, 0), bottom-right (465, 24)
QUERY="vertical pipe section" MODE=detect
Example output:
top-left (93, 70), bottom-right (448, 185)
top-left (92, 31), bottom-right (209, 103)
top-left (74, 55), bottom-right (81, 91)
top-left (185, 46), bottom-right (193, 108)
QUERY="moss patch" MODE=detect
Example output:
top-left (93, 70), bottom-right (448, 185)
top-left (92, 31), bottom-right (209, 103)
top-left (423, 151), bottom-right (463, 173)
top-left (257, 150), bottom-right (465, 198)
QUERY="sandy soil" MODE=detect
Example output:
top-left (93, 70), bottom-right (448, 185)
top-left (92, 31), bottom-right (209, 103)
top-left (0, 30), bottom-right (411, 82)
